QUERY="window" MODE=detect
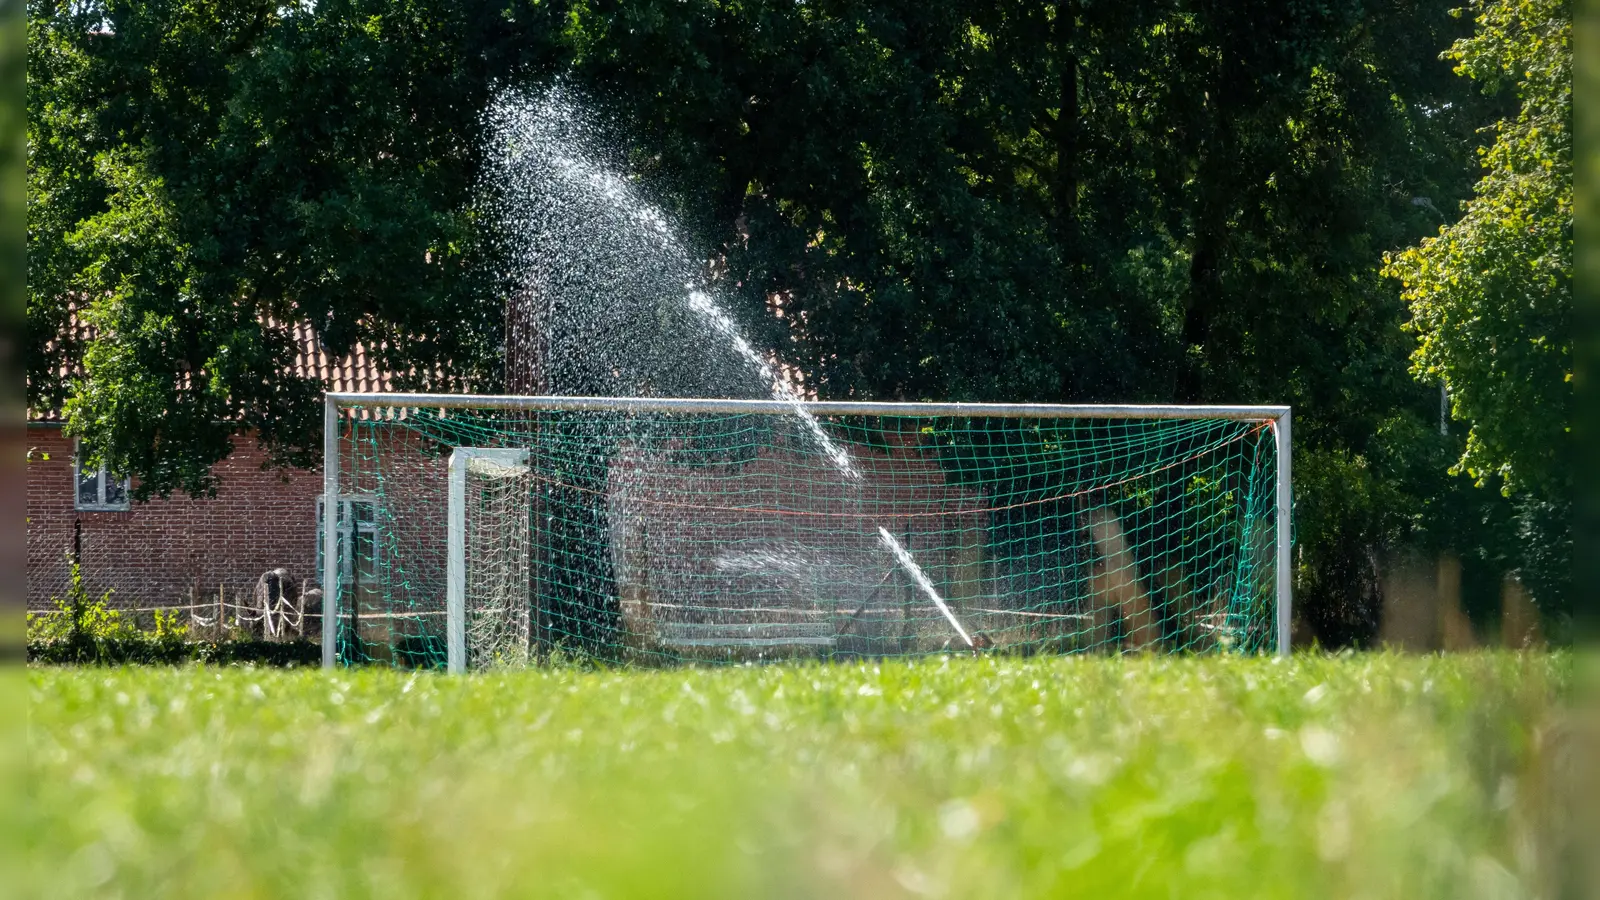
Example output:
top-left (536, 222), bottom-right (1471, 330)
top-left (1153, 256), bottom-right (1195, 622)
top-left (316, 496), bottom-right (382, 650)
top-left (316, 496), bottom-right (380, 588)
top-left (75, 442), bottom-right (129, 511)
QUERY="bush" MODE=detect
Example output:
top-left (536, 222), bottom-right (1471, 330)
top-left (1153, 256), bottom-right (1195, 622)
top-left (27, 559), bottom-right (320, 667)
top-left (27, 635), bottom-right (323, 667)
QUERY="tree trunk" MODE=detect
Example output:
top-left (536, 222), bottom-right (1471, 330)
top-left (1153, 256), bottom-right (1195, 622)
top-left (1055, 1), bottom-right (1078, 239)
top-left (1180, 42), bottom-right (1233, 404)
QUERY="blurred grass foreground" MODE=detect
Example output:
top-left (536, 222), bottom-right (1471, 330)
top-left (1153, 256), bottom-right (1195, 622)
top-left (26, 652), bottom-right (1569, 898)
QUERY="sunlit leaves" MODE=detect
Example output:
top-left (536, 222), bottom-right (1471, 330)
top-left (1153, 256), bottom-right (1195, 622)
top-left (1383, 0), bottom-right (1571, 499)
top-left (29, 0), bottom-right (570, 496)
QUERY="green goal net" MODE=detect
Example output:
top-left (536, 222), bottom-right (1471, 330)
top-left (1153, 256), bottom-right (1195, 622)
top-left (322, 396), bottom-right (1289, 669)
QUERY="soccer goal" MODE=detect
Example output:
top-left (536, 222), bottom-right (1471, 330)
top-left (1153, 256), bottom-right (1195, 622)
top-left (320, 394), bottom-right (1291, 670)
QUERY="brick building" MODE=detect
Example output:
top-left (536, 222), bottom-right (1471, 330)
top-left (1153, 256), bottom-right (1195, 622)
top-left (26, 324), bottom-right (397, 614)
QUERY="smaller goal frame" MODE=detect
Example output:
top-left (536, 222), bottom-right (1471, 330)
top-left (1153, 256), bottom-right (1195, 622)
top-left (321, 393), bottom-right (1293, 667)
top-left (447, 447), bottom-right (532, 673)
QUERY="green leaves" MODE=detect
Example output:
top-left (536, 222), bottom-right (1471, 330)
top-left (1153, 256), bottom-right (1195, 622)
top-left (1383, 0), bottom-right (1571, 500)
top-left (560, 0), bottom-right (1548, 640)
top-left (1379, 0), bottom-right (1572, 617)
top-left (30, 0), bottom-right (570, 496)
top-left (26, 0), bottom-right (1570, 632)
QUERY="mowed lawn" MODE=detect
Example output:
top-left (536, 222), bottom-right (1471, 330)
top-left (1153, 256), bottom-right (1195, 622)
top-left (26, 653), bottom-right (1567, 899)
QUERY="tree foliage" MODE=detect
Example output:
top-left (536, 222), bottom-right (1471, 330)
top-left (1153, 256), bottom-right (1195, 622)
top-left (1383, 0), bottom-right (1571, 609)
top-left (1384, 0), bottom-right (1571, 498)
top-left (28, 0), bottom-right (1571, 637)
top-left (28, 0), bottom-right (568, 496)
top-left (567, 0), bottom-right (1532, 637)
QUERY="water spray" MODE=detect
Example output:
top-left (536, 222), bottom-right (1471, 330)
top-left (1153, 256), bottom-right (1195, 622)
top-left (485, 83), bottom-right (975, 650)
top-left (877, 527), bottom-right (974, 648)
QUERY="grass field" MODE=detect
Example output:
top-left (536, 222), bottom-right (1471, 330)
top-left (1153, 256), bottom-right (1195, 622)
top-left (25, 652), bottom-right (1568, 899)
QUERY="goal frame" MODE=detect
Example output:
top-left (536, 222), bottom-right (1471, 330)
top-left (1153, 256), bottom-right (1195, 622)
top-left (321, 393), bottom-right (1293, 667)
top-left (447, 446), bottom-right (532, 674)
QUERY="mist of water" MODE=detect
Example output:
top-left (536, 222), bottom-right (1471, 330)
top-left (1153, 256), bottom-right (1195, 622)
top-left (877, 527), bottom-right (974, 647)
top-left (482, 82), bottom-right (968, 646)
top-left (685, 289), bottom-right (860, 481)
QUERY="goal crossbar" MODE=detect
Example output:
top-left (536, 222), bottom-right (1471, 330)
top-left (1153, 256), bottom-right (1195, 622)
top-left (321, 393), bottom-right (1293, 667)
top-left (325, 391), bottom-right (1287, 420)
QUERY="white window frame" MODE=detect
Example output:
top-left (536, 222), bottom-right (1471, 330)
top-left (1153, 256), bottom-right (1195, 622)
top-left (74, 440), bottom-right (130, 512)
top-left (315, 494), bottom-right (380, 586)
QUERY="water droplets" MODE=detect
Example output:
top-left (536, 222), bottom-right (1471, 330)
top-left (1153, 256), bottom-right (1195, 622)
top-left (480, 83), bottom-right (972, 651)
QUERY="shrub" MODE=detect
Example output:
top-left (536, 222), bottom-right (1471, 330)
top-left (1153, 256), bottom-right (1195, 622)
top-left (27, 558), bottom-right (320, 667)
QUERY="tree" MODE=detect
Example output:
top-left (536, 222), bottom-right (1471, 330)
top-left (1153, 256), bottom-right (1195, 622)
top-left (564, 0), bottom-right (1512, 642)
top-left (28, 0), bottom-right (570, 497)
top-left (32, 0), bottom-right (1552, 641)
top-left (1383, 0), bottom-right (1572, 609)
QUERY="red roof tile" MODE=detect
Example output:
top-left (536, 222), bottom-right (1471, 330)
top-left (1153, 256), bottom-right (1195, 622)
top-left (28, 307), bottom-right (397, 422)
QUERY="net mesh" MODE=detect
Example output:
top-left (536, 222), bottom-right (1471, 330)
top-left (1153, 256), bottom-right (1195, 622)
top-left (330, 402), bottom-right (1281, 668)
top-left (462, 454), bottom-right (534, 668)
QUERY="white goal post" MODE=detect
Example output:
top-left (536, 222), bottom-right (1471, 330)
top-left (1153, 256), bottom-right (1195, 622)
top-left (321, 393), bottom-right (1292, 667)
top-left (447, 447), bottom-right (532, 673)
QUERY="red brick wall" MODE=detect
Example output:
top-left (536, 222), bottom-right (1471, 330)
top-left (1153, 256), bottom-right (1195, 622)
top-left (27, 427), bottom-right (324, 611)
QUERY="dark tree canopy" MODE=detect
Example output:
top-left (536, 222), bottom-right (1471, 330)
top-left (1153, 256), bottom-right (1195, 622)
top-left (28, 0), bottom-right (568, 496)
top-left (27, 0), bottom-right (1571, 637)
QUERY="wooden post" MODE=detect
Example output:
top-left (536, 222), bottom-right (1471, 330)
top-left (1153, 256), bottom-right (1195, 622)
top-left (1500, 574), bottom-right (1543, 649)
top-left (1436, 553), bottom-right (1476, 650)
